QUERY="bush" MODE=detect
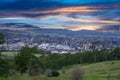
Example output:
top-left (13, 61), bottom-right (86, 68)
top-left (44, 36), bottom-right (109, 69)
top-left (45, 69), bottom-right (52, 77)
top-left (27, 66), bottom-right (42, 76)
top-left (61, 67), bottom-right (66, 74)
top-left (52, 70), bottom-right (60, 77)
top-left (45, 69), bottom-right (60, 77)
top-left (71, 66), bottom-right (84, 80)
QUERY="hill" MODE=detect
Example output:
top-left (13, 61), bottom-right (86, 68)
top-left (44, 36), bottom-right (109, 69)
top-left (0, 60), bottom-right (120, 80)
top-left (0, 23), bottom-right (120, 37)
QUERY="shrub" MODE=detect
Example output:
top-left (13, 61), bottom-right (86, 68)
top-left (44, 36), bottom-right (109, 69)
top-left (27, 66), bottom-right (42, 76)
top-left (45, 69), bottom-right (52, 77)
top-left (52, 70), bottom-right (60, 77)
top-left (61, 67), bottom-right (66, 74)
top-left (45, 69), bottom-right (60, 77)
top-left (71, 66), bottom-right (84, 80)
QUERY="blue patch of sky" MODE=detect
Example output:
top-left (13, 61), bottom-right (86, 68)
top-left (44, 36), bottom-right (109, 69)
top-left (0, 0), bottom-right (15, 3)
top-left (47, 0), bottom-right (119, 4)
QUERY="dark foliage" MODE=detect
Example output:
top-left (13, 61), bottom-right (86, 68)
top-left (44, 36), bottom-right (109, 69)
top-left (39, 48), bottom-right (120, 69)
top-left (14, 46), bottom-right (41, 74)
top-left (0, 33), bottom-right (5, 44)
top-left (0, 59), bottom-right (10, 77)
top-left (51, 70), bottom-right (60, 77)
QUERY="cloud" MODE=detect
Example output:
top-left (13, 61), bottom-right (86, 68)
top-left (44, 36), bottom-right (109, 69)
top-left (0, 0), bottom-right (119, 32)
top-left (97, 25), bottom-right (120, 32)
top-left (0, 14), bottom-right (119, 31)
top-left (64, 25), bottom-right (101, 31)
top-left (62, 16), bottom-right (119, 24)
top-left (1, 3), bottom-right (119, 19)
top-left (0, 0), bottom-right (62, 10)
top-left (0, 0), bottom-right (119, 18)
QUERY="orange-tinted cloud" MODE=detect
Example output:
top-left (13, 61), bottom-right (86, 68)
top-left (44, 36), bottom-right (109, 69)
top-left (53, 15), bottom-right (119, 24)
top-left (66, 17), bottom-right (119, 24)
top-left (68, 25), bottom-right (101, 31)
top-left (20, 6), bottom-right (98, 15)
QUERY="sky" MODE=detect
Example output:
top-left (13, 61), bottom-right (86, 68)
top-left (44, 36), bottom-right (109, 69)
top-left (0, 0), bottom-right (120, 31)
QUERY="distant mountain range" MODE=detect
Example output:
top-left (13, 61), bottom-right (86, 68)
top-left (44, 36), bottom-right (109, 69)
top-left (0, 23), bottom-right (120, 37)
top-left (0, 23), bottom-right (39, 29)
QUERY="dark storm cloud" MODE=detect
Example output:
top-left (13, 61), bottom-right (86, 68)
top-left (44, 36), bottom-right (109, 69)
top-left (0, 0), bottom-right (63, 10)
top-left (0, 0), bottom-right (119, 10)
top-left (0, 0), bottom-right (62, 18)
top-left (97, 25), bottom-right (120, 32)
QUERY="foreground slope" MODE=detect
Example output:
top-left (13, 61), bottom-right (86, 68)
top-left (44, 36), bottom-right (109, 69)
top-left (0, 60), bottom-right (120, 80)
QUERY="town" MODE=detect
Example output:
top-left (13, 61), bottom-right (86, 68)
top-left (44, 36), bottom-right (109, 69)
top-left (0, 34), bottom-right (120, 54)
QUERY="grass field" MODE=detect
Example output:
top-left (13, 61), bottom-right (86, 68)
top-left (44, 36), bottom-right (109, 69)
top-left (0, 60), bottom-right (120, 80)
top-left (1, 52), bottom-right (18, 56)
top-left (1, 52), bottom-right (41, 57)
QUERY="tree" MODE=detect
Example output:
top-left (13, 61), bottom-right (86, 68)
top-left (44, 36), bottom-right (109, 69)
top-left (0, 59), bottom-right (10, 77)
top-left (90, 44), bottom-right (97, 62)
top-left (0, 33), bottom-right (5, 44)
top-left (82, 51), bottom-right (94, 63)
top-left (112, 48), bottom-right (120, 60)
top-left (0, 33), bottom-right (10, 77)
top-left (14, 46), bottom-right (41, 75)
top-left (0, 33), bottom-right (5, 53)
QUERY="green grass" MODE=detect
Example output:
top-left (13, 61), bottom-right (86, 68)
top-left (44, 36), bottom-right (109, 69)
top-left (1, 52), bottom-right (41, 57)
top-left (0, 60), bottom-right (120, 80)
top-left (1, 52), bottom-right (18, 57)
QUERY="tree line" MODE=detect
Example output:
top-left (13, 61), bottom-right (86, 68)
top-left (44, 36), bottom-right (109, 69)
top-left (39, 48), bottom-right (120, 69)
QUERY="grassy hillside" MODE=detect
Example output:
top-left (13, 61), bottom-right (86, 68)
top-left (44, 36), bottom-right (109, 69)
top-left (0, 60), bottom-right (120, 80)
